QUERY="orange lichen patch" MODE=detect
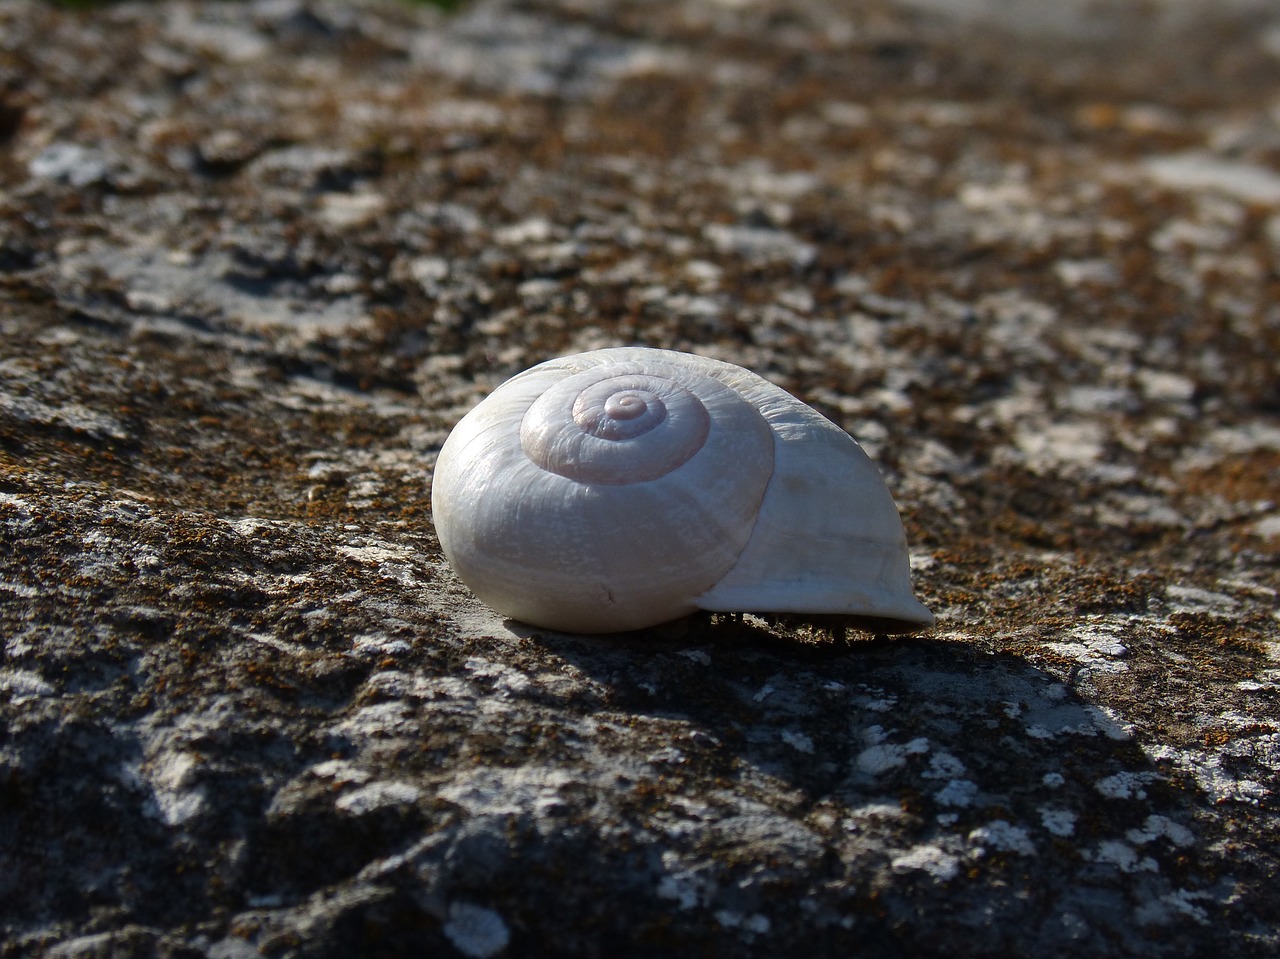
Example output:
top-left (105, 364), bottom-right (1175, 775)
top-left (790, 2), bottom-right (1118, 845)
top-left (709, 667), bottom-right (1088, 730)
top-left (1167, 612), bottom-right (1272, 660)
top-left (1183, 450), bottom-right (1280, 503)
top-left (1075, 103), bottom-right (1122, 131)
top-left (1201, 728), bottom-right (1232, 747)
top-left (1067, 571), bottom-right (1161, 614)
top-left (1238, 723), bottom-right (1278, 737)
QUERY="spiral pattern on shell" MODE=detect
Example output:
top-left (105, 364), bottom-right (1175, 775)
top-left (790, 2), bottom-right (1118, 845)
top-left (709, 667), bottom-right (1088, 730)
top-left (430, 349), bottom-right (777, 632)
top-left (431, 346), bottom-right (935, 634)
top-left (520, 370), bottom-right (712, 484)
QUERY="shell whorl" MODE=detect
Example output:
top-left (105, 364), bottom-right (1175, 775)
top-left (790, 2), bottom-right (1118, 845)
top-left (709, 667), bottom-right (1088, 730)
top-left (430, 346), bottom-right (935, 635)
top-left (430, 349), bottom-right (777, 633)
top-left (520, 370), bottom-right (711, 485)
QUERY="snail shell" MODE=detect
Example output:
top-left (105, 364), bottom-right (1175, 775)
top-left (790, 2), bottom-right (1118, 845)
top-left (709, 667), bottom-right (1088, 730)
top-left (431, 347), bottom-right (933, 635)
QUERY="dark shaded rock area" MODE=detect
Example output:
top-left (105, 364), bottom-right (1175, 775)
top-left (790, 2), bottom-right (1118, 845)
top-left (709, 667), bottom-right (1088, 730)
top-left (2, 0), bottom-right (1279, 955)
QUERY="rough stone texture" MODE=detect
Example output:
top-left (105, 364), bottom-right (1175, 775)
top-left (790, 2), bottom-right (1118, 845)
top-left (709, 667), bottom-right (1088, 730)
top-left (2, 0), bottom-right (1279, 955)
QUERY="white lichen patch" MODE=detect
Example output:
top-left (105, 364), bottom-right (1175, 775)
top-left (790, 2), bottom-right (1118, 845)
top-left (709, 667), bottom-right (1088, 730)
top-left (463, 657), bottom-right (533, 697)
top-left (335, 781), bottom-right (423, 815)
top-left (317, 191), bottom-right (387, 229)
top-left (424, 98), bottom-right (515, 131)
top-left (335, 700), bottom-right (421, 741)
top-left (1133, 888), bottom-right (1212, 926)
top-left (138, 750), bottom-right (207, 827)
top-left (707, 802), bottom-right (826, 864)
top-left (437, 765), bottom-right (579, 819)
top-left (443, 902), bottom-right (510, 959)
top-left (969, 820), bottom-right (1036, 856)
top-left (656, 856), bottom-right (708, 910)
top-left (934, 779), bottom-right (979, 808)
top-left (308, 759), bottom-right (371, 785)
top-left (648, 746), bottom-right (686, 766)
top-left (0, 668), bottom-right (54, 703)
top-left (60, 246), bottom-right (372, 336)
top-left (1055, 258), bottom-right (1117, 287)
top-left (723, 161), bottom-right (821, 201)
top-left (1022, 698), bottom-right (1133, 741)
top-left (1164, 584), bottom-right (1238, 614)
top-left (1015, 420), bottom-right (1105, 471)
top-left (1039, 807), bottom-right (1077, 837)
top-left (890, 844), bottom-right (960, 880)
top-left (703, 223), bottom-right (816, 267)
top-left (1143, 743), bottom-right (1271, 805)
top-left (854, 728), bottom-right (930, 775)
top-left (1136, 368), bottom-right (1196, 403)
top-left (0, 387), bottom-right (128, 441)
top-left (1094, 771), bottom-right (1158, 800)
top-left (1044, 620), bottom-right (1130, 674)
top-left (0, 492), bottom-right (34, 523)
top-left (337, 542), bottom-right (423, 586)
top-left (921, 751), bottom-right (966, 779)
top-left (1252, 514), bottom-right (1280, 539)
top-left (1126, 815), bottom-right (1195, 848)
top-left (351, 633), bottom-right (413, 657)
top-left (852, 692), bottom-right (898, 713)
top-left (1088, 839), bottom-right (1158, 874)
top-left (1143, 152), bottom-right (1280, 204)
top-left (714, 911), bottom-right (771, 936)
top-left (781, 730), bottom-right (815, 754)
top-left (1235, 679), bottom-right (1271, 692)
top-left (1094, 491), bottom-right (1185, 531)
top-left (843, 802), bottom-right (910, 829)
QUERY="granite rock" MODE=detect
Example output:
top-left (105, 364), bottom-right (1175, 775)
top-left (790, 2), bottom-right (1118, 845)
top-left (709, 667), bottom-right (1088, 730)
top-left (1, 0), bottom-right (1278, 956)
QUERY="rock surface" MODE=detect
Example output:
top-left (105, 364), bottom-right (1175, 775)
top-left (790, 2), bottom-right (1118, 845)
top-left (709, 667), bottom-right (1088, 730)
top-left (2, 0), bottom-right (1279, 955)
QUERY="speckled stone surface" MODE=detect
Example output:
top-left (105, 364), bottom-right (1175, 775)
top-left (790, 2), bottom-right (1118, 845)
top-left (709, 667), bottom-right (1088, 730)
top-left (1, 0), bottom-right (1278, 956)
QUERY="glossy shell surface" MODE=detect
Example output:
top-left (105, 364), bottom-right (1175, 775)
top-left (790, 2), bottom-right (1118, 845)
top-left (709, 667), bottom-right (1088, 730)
top-left (431, 347), bottom-right (933, 634)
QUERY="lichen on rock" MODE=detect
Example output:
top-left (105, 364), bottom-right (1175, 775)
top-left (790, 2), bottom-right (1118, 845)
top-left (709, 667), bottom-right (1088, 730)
top-left (1, 0), bottom-right (1277, 956)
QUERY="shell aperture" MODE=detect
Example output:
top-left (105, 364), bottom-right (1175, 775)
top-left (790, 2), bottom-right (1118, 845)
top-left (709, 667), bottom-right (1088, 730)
top-left (430, 347), bottom-right (934, 635)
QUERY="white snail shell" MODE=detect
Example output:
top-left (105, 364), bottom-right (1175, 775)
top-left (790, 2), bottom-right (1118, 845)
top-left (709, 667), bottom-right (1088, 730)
top-left (431, 347), bottom-right (934, 635)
